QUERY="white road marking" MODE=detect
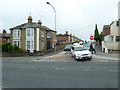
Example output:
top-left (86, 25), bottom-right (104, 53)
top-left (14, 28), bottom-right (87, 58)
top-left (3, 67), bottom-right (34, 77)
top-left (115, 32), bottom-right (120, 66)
top-left (55, 67), bottom-right (119, 72)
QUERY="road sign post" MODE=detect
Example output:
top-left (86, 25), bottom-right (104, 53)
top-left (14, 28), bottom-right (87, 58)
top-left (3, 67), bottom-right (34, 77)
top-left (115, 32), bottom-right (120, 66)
top-left (53, 39), bottom-right (57, 52)
top-left (90, 35), bottom-right (94, 43)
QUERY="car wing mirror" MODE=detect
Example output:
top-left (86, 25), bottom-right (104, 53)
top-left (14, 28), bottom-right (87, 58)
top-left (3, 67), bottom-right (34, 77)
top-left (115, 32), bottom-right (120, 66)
top-left (72, 47), bottom-right (74, 50)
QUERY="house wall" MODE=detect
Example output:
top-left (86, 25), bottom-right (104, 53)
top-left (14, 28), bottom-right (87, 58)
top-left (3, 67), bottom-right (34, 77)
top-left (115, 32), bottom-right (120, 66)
top-left (57, 36), bottom-right (69, 42)
top-left (103, 28), bottom-right (110, 35)
top-left (0, 38), bottom-right (6, 43)
top-left (39, 30), bottom-right (47, 51)
top-left (21, 29), bottom-right (26, 50)
top-left (102, 20), bottom-right (120, 52)
top-left (10, 30), bottom-right (13, 45)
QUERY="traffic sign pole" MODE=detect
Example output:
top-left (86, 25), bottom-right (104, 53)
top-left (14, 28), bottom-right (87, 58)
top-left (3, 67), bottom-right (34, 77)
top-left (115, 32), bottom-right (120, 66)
top-left (53, 39), bottom-right (57, 52)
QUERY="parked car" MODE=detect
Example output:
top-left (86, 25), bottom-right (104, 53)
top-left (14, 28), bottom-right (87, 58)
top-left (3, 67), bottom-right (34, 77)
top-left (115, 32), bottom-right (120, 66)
top-left (64, 45), bottom-right (74, 51)
top-left (71, 45), bottom-right (92, 60)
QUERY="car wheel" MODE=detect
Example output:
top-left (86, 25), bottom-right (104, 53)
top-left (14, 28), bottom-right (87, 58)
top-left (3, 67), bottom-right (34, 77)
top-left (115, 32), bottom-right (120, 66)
top-left (89, 57), bottom-right (92, 60)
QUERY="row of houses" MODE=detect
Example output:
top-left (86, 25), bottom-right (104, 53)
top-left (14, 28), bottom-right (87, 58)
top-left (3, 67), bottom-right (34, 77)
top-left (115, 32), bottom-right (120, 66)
top-left (57, 31), bottom-right (82, 43)
top-left (0, 16), bottom-right (81, 53)
top-left (101, 19), bottom-right (120, 53)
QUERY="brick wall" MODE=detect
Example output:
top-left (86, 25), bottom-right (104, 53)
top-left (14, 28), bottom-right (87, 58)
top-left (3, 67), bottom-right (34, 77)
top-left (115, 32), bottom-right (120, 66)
top-left (57, 36), bottom-right (69, 42)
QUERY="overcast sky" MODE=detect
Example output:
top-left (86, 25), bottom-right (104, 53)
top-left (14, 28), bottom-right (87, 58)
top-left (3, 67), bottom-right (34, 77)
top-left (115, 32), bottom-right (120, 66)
top-left (0, 0), bottom-right (119, 41)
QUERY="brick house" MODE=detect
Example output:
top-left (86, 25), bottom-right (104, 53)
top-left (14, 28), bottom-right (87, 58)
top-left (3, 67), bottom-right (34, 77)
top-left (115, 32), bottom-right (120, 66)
top-left (10, 16), bottom-right (56, 53)
top-left (0, 29), bottom-right (10, 43)
top-left (57, 31), bottom-right (81, 43)
top-left (101, 25), bottom-right (110, 36)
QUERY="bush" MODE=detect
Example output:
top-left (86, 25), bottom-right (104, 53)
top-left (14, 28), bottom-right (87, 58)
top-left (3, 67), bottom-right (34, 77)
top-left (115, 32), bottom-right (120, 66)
top-left (2, 43), bottom-right (25, 53)
top-left (17, 48), bottom-right (25, 53)
top-left (13, 45), bottom-right (19, 53)
top-left (2, 43), bottom-right (10, 52)
top-left (8, 45), bottom-right (14, 53)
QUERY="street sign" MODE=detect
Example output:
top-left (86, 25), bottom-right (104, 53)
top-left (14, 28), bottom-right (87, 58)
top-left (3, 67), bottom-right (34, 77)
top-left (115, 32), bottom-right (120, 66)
top-left (90, 36), bottom-right (94, 40)
top-left (53, 39), bottom-right (57, 43)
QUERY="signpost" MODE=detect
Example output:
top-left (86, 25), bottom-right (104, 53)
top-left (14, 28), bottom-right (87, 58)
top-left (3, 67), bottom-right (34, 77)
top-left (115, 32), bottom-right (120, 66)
top-left (53, 39), bottom-right (57, 52)
top-left (90, 36), bottom-right (94, 40)
top-left (90, 35), bottom-right (94, 44)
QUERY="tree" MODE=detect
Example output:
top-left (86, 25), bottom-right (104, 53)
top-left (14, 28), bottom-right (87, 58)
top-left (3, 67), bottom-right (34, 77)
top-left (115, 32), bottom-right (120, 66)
top-left (99, 34), bottom-right (105, 41)
top-left (94, 24), bottom-right (100, 41)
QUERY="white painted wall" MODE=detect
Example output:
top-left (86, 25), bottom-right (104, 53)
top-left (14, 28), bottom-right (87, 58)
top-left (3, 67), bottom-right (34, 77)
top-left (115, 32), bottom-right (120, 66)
top-left (36, 28), bottom-right (39, 51)
top-left (26, 28), bottom-right (34, 53)
top-left (102, 20), bottom-right (120, 52)
top-left (118, 1), bottom-right (120, 19)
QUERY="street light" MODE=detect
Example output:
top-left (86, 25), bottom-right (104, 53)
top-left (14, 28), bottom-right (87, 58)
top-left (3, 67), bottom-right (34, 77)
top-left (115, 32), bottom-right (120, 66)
top-left (46, 2), bottom-right (56, 52)
top-left (46, 2), bottom-right (56, 31)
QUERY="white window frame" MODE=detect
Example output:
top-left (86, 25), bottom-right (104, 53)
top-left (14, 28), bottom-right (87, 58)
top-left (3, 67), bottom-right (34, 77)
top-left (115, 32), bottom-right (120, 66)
top-left (41, 31), bottom-right (44, 37)
top-left (47, 32), bottom-right (51, 38)
top-left (13, 40), bottom-right (20, 48)
top-left (26, 28), bottom-right (34, 37)
top-left (13, 29), bottom-right (21, 39)
top-left (27, 41), bottom-right (30, 50)
top-left (26, 28), bottom-right (34, 53)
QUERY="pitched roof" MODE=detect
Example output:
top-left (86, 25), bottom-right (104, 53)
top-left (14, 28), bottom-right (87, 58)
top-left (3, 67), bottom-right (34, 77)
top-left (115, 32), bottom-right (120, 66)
top-left (10, 23), bottom-right (42, 30)
top-left (103, 25), bottom-right (110, 29)
top-left (0, 33), bottom-right (10, 38)
top-left (10, 22), bottom-right (56, 32)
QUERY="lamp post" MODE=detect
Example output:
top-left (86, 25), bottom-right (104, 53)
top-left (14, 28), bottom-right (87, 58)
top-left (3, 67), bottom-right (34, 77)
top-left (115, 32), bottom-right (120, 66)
top-left (46, 2), bottom-right (56, 52)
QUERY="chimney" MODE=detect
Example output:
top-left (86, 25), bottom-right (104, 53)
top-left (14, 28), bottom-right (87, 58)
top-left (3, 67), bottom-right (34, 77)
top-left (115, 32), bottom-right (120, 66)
top-left (28, 16), bottom-right (33, 23)
top-left (66, 31), bottom-right (68, 35)
top-left (3, 29), bottom-right (6, 34)
top-left (38, 20), bottom-right (42, 25)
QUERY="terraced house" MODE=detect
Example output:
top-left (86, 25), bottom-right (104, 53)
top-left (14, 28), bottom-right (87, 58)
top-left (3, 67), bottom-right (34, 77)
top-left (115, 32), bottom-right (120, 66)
top-left (10, 16), bottom-right (56, 53)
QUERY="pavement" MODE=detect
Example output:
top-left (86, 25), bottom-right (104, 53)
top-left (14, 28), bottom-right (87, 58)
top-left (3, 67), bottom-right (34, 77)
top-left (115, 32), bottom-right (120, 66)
top-left (92, 46), bottom-right (119, 61)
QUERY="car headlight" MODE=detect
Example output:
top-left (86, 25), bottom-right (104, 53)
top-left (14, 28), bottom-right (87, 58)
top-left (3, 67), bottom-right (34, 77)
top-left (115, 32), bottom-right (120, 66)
top-left (88, 53), bottom-right (92, 55)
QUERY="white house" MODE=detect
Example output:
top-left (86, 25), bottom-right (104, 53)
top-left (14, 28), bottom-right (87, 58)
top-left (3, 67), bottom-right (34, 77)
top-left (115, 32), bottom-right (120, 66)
top-left (102, 19), bottom-right (120, 53)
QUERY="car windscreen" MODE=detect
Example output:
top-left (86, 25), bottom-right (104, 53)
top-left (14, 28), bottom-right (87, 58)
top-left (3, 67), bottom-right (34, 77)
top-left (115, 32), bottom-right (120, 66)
top-left (66, 45), bottom-right (73, 48)
top-left (74, 46), bottom-right (87, 51)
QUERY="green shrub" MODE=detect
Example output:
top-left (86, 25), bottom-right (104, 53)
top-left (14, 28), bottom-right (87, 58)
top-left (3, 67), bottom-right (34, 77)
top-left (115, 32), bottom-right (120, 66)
top-left (18, 48), bottom-right (25, 53)
top-left (13, 45), bottom-right (19, 53)
top-left (8, 45), bottom-right (14, 53)
top-left (2, 43), bottom-right (10, 52)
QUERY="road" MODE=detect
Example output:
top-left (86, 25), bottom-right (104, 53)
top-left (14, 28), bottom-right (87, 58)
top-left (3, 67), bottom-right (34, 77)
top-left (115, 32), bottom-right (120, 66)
top-left (2, 51), bottom-right (119, 88)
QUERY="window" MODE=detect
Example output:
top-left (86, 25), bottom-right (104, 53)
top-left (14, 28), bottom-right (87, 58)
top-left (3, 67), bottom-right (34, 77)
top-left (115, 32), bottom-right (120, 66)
top-left (47, 32), bottom-right (51, 38)
top-left (14, 41), bottom-right (17, 45)
top-left (116, 21), bottom-right (119, 26)
top-left (26, 28), bottom-right (34, 36)
top-left (41, 31), bottom-right (44, 37)
top-left (13, 30), bottom-right (20, 38)
top-left (27, 41), bottom-right (30, 50)
top-left (18, 41), bottom-right (20, 47)
top-left (31, 30), bottom-right (33, 36)
top-left (116, 36), bottom-right (120, 42)
top-left (13, 40), bottom-right (20, 47)
top-left (27, 30), bottom-right (30, 36)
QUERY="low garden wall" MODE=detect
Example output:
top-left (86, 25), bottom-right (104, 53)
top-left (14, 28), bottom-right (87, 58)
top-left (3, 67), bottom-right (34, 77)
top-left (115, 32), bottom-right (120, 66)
top-left (1, 43), bottom-right (69, 57)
